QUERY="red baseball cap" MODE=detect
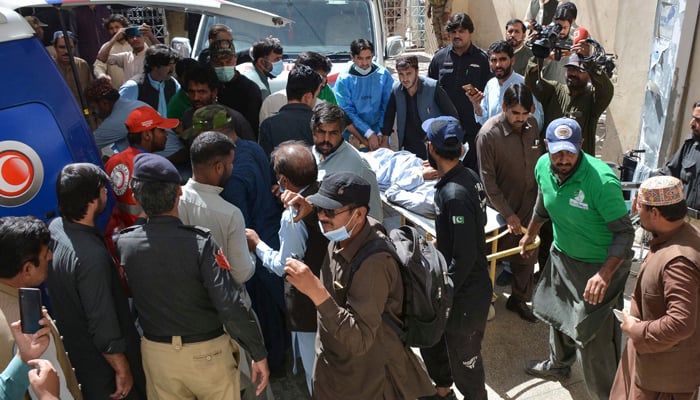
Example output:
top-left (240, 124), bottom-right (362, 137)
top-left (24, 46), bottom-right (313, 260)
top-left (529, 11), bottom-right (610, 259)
top-left (125, 106), bottom-right (179, 133)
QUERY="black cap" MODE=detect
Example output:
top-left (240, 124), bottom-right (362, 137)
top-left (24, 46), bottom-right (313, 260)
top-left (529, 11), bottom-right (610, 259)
top-left (307, 172), bottom-right (370, 210)
top-left (132, 153), bottom-right (181, 184)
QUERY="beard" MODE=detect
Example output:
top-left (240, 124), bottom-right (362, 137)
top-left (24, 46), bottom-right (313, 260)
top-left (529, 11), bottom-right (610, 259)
top-left (427, 152), bottom-right (438, 170)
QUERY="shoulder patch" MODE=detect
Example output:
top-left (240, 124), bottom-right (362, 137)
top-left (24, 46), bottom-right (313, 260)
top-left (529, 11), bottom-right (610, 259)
top-left (215, 248), bottom-right (231, 270)
top-left (180, 224), bottom-right (211, 237)
top-left (452, 216), bottom-right (464, 224)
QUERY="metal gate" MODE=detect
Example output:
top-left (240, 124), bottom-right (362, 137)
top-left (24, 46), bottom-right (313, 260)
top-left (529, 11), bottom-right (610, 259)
top-left (382, 0), bottom-right (438, 53)
top-left (111, 6), bottom-right (168, 44)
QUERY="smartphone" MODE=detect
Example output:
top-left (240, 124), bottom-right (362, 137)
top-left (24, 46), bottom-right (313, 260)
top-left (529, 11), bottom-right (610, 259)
top-left (19, 288), bottom-right (42, 334)
top-left (125, 26), bottom-right (142, 38)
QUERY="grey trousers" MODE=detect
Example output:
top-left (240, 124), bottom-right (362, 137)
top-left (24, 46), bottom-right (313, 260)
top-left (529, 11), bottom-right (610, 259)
top-left (548, 312), bottom-right (623, 400)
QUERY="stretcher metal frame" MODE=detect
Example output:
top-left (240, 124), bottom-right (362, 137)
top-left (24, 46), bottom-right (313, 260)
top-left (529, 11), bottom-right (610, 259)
top-left (381, 197), bottom-right (541, 295)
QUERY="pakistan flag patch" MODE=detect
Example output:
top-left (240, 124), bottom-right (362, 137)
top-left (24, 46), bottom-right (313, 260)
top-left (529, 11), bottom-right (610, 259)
top-left (452, 216), bottom-right (464, 224)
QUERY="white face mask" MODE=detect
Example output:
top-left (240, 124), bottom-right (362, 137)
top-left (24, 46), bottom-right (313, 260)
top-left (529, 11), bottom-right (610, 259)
top-left (215, 66), bottom-right (235, 82)
top-left (354, 64), bottom-right (372, 76)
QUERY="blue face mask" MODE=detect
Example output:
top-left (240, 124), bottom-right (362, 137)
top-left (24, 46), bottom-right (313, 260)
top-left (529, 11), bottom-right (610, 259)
top-left (215, 66), bottom-right (235, 82)
top-left (270, 60), bottom-right (284, 77)
top-left (318, 217), bottom-right (358, 242)
top-left (277, 180), bottom-right (285, 194)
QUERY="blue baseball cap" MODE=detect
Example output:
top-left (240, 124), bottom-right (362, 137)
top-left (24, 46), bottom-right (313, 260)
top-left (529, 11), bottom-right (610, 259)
top-left (545, 118), bottom-right (582, 154)
top-left (422, 116), bottom-right (464, 150)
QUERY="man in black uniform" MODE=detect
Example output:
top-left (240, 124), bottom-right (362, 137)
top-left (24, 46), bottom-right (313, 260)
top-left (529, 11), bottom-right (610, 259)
top-left (657, 100), bottom-right (700, 219)
top-left (116, 153), bottom-right (269, 399)
top-left (48, 163), bottom-right (146, 400)
top-left (428, 13), bottom-right (492, 171)
top-left (420, 117), bottom-right (492, 400)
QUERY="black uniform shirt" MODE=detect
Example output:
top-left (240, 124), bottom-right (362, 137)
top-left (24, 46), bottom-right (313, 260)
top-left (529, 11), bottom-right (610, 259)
top-left (117, 215), bottom-right (267, 361)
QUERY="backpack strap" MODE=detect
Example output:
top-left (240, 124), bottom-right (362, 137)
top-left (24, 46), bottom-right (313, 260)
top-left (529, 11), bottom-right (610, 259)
top-left (345, 238), bottom-right (396, 292)
top-left (344, 238), bottom-right (409, 344)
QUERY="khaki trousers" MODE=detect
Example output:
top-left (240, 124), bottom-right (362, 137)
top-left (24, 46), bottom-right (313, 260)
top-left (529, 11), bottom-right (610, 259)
top-left (141, 334), bottom-right (241, 400)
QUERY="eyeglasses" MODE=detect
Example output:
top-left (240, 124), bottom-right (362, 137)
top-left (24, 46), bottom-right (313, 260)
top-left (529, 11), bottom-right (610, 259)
top-left (314, 206), bottom-right (353, 218)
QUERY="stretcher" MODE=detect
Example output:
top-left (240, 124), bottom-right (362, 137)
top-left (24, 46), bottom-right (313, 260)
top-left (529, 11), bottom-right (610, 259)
top-left (381, 196), bottom-right (541, 294)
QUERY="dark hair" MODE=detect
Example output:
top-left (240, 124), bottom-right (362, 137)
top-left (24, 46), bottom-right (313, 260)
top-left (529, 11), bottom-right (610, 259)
top-left (446, 13), bottom-right (474, 33)
top-left (286, 65), bottom-right (322, 101)
top-left (395, 55), bottom-right (419, 70)
top-left (432, 138), bottom-right (462, 160)
top-left (311, 102), bottom-right (348, 133)
top-left (84, 77), bottom-right (119, 103)
top-left (0, 216), bottom-right (50, 279)
top-left (350, 38), bottom-right (374, 56)
top-left (251, 38), bottom-right (283, 61)
top-left (503, 83), bottom-right (534, 110)
top-left (127, 132), bottom-right (143, 146)
top-left (272, 140), bottom-right (317, 187)
top-left (183, 63), bottom-right (219, 91)
top-left (208, 24), bottom-right (232, 41)
top-left (553, 2), bottom-right (577, 23)
top-left (505, 18), bottom-right (527, 33)
top-left (487, 40), bottom-right (514, 58)
top-left (643, 200), bottom-right (688, 222)
top-left (190, 131), bottom-right (236, 165)
top-left (56, 163), bottom-right (109, 222)
top-left (144, 44), bottom-right (178, 73)
top-left (295, 52), bottom-right (332, 73)
top-left (105, 14), bottom-right (129, 30)
top-left (693, 100), bottom-right (700, 108)
top-left (131, 179), bottom-right (179, 216)
top-left (175, 58), bottom-right (199, 79)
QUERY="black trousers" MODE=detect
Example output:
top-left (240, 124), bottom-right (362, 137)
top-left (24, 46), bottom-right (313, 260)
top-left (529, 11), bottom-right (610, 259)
top-left (420, 281), bottom-right (492, 400)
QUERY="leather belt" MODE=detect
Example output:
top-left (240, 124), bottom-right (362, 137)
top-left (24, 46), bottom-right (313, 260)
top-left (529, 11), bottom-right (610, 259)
top-left (144, 328), bottom-right (224, 344)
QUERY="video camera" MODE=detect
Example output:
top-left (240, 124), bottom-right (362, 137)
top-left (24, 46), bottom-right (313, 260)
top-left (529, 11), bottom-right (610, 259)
top-left (529, 22), bottom-right (573, 60)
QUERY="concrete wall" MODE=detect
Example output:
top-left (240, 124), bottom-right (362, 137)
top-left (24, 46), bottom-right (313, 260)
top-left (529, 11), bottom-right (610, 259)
top-left (443, 0), bottom-right (692, 165)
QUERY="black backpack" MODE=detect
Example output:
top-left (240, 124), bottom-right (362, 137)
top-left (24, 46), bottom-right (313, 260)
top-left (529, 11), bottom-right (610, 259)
top-left (346, 225), bottom-right (453, 348)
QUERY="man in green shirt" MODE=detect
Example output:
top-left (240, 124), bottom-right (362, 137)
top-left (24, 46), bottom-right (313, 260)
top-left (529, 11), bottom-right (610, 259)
top-left (519, 118), bottom-right (634, 400)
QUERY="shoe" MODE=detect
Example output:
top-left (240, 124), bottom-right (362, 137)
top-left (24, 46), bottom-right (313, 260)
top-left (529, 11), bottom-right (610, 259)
top-left (496, 269), bottom-right (512, 286)
top-left (506, 297), bottom-right (538, 323)
top-left (487, 303), bottom-right (496, 321)
top-left (525, 360), bottom-right (571, 379)
top-left (419, 389), bottom-right (458, 400)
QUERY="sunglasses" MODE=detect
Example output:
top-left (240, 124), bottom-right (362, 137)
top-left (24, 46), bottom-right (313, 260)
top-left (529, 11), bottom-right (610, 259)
top-left (314, 205), bottom-right (354, 218)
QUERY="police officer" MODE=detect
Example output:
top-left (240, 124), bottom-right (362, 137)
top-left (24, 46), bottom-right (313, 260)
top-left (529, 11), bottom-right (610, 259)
top-left (116, 153), bottom-right (269, 399)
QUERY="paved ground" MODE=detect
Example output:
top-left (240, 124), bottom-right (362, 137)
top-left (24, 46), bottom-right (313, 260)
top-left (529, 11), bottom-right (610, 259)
top-left (267, 246), bottom-right (643, 400)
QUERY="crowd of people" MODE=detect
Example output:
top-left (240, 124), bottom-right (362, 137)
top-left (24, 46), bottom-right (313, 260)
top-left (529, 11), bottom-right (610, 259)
top-left (3, 1), bottom-right (699, 399)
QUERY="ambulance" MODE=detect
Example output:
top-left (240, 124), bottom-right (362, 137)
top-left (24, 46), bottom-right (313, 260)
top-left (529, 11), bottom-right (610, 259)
top-left (0, 2), bottom-right (288, 223)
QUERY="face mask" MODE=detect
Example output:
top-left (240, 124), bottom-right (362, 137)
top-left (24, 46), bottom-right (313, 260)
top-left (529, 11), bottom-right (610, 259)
top-left (318, 215), bottom-right (358, 242)
top-left (215, 66), bottom-right (235, 82)
top-left (354, 64), bottom-right (372, 76)
top-left (270, 60), bottom-right (284, 77)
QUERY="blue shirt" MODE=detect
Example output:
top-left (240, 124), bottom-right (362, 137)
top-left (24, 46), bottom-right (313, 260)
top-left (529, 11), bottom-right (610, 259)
top-left (221, 139), bottom-right (281, 247)
top-left (335, 64), bottom-right (394, 136)
top-left (255, 205), bottom-right (308, 277)
top-left (475, 72), bottom-right (544, 129)
top-left (0, 356), bottom-right (31, 400)
top-left (93, 97), bottom-right (149, 152)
